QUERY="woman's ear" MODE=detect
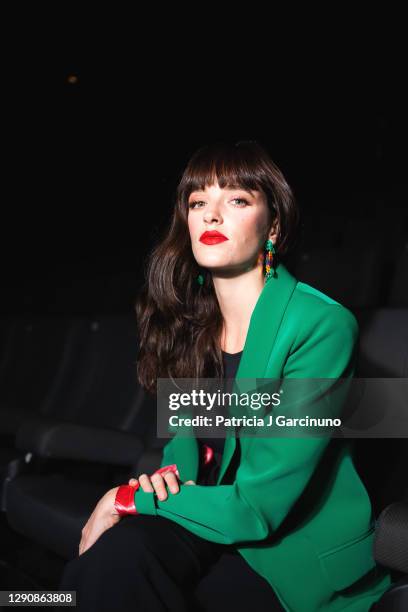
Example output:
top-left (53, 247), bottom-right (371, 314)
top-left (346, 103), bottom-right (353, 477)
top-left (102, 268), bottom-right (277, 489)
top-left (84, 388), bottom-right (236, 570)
top-left (268, 216), bottom-right (279, 244)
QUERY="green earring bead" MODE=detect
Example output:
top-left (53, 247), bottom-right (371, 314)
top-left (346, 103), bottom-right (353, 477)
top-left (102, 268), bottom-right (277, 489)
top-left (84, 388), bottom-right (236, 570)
top-left (197, 273), bottom-right (204, 286)
top-left (265, 239), bottom-right (276, 254)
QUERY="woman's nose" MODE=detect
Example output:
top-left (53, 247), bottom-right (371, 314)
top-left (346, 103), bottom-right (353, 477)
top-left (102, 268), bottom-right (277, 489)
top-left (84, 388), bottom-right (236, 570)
top-left (203, 206), bottom-right (222, 224)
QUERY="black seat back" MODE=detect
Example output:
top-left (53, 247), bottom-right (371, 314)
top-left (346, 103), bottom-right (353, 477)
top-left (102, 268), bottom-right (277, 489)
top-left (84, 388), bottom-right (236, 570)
top-left (352, 308), bottom-right (408, 516)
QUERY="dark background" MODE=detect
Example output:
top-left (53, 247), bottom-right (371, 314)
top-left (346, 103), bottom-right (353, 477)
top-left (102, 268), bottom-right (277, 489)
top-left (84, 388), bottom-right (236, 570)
top-left (0, 12), bottom-right (407, 600)
top-left (2, 13), bottom-right (407, 314)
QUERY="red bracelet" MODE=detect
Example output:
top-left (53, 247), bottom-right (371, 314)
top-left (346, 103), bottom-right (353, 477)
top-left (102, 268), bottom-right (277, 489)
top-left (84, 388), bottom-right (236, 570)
top-left (114, 484), bottom-right (139, 516)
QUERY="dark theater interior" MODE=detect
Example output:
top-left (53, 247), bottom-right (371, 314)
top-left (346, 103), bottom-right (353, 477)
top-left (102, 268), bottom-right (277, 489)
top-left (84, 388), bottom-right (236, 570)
top-left (0, 12), bottom-right (407, 611)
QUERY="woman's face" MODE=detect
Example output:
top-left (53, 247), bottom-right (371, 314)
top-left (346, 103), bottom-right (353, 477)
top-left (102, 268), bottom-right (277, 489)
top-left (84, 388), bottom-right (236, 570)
top-left (187, 181), bottom-right (275, 277)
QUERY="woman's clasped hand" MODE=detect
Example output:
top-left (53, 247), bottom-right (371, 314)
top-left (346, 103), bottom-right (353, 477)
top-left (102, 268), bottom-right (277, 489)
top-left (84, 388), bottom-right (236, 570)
top-left (78, 464), bottom-right (195, 556)
top-left (128, 463), bottom-right (196, 501)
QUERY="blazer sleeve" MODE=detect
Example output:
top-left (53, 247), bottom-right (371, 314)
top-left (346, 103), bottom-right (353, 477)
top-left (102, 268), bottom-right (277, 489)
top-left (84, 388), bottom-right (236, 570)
top-left (134, 304), bottom-right (359, 545)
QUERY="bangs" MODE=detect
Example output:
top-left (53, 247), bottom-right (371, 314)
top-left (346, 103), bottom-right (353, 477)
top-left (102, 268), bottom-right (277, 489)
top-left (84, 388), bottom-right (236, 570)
top-left (180, 142), bottom-right (268, 200)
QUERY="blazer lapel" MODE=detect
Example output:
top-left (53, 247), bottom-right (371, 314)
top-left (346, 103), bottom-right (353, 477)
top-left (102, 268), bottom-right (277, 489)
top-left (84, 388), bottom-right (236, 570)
top-left (172, 262), bottom-right (298, 484)
top-left (216, 263), bottom-right (297, 484)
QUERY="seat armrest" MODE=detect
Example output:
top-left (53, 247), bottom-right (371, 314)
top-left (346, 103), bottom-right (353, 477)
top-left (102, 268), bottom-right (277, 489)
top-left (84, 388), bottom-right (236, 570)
top-left (16, 416), bottom-right (144, 467)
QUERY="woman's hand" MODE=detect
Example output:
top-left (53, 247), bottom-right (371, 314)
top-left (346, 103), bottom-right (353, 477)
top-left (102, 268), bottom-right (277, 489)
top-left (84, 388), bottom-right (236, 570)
top-left (128, 465), bottom-right (195, 501)
top-left (79, 487), bottom-right (122, 556)
top-left (78, 467), bottom-right (197, 556)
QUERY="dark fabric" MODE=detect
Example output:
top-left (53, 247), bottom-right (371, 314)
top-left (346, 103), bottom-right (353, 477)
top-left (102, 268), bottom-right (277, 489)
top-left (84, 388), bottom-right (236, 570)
top-left (196, 350), bottom-right (242, 486)
top-left (58, 513), bottom-right (284, 611)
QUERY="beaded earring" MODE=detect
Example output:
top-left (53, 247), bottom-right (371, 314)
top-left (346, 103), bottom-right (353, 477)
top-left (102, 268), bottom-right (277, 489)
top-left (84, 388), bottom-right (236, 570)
top-left (197, 240), bottom-right (277, 285)
top-left (264, 238), bottom-right (277, 281)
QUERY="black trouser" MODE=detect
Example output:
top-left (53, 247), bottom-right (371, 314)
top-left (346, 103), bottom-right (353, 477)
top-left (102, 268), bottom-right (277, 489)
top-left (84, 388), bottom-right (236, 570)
top-left (58, 513), bottom-right (285, 612)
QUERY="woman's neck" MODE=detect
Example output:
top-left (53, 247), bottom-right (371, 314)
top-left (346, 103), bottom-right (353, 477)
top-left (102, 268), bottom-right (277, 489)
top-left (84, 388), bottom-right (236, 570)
top-left (212, 265), bottom-right (266, 353)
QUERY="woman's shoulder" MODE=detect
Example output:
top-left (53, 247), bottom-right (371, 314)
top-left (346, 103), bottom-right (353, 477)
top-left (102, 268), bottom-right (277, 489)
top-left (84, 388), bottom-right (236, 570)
top-left (277, 280), bottom-right (359, 376)
top-left (288, 279), bottom-right (359, 340)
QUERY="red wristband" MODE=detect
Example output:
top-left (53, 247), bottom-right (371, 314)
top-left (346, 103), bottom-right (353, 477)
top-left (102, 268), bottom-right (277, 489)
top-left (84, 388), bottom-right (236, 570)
top-left (114, 484), bottom-right (139, 516)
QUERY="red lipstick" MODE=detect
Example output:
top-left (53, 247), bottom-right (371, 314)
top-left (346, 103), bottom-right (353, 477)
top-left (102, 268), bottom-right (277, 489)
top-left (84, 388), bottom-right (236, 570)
top-left (199, 230), bottom-right (228, 245)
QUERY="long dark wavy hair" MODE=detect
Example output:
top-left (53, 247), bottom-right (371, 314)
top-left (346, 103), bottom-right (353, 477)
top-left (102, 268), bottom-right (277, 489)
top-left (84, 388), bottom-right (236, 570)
top-left (135, 140), bottom-right (300, 396)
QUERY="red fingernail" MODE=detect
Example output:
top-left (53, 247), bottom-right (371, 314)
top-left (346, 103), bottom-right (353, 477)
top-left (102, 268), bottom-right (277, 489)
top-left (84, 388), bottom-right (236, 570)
top-left (154, 464), bottom-right (179, 477)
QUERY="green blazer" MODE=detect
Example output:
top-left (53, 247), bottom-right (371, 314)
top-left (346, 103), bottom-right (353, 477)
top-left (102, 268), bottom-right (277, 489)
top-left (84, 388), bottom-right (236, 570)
top-left (134, 262), bottom-right (392, 611)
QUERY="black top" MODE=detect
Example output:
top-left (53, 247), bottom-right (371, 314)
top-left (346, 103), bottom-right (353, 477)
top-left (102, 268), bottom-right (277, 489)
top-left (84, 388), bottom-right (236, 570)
top-left (196, 350), bottom-right (243, 485)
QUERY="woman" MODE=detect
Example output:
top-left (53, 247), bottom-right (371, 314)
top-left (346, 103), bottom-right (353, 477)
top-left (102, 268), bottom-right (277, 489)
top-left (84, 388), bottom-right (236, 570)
top-left (59, 140), bottom-right (391, 611)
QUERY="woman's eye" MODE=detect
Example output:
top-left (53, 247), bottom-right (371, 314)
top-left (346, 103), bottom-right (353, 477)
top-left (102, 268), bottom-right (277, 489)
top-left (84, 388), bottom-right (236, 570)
top-left (188, 198), bottom-right (249, 209)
